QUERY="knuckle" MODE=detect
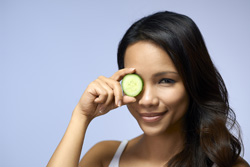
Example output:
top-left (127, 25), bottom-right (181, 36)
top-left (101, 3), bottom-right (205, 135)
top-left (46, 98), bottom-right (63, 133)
top-left (102, 90), bottom-right (108, 97)
top-left (98, 75), bottom-right (105, 80)
top-left (88, 81), bottom-right (96, 87)
top-left (106, 87), bottom-right (114, 95)
top-left (114, 82), bottom-right (122, 91)
top-left (109, 90), bottom-right (114, 96)
top-left (115, 81), bottom-right (121, 87)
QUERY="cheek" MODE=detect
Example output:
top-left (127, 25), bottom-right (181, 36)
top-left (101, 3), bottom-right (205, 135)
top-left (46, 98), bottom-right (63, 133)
top-left (126, 103), bottom-right (142, 122)
top-left (126, 103), bottom-right (137, 116)
top-left (160, 87), bottom-right (189, 113)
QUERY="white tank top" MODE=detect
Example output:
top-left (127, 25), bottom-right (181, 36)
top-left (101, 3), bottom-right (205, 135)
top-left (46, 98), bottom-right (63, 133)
top-left (108, 140), bottom-right (217, 167)
top-left (108, 140), bottom-right (128, 167)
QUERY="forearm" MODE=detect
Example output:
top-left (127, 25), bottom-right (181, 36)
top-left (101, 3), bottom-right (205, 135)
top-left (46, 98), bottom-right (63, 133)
top-left (47, 106), bottom-right (91, 167)
top-left (47, 68), bottom-right (135, 167)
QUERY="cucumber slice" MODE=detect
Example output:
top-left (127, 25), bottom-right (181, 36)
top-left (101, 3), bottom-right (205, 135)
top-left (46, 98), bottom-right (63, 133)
top-left (122, 74), bottom-right (143, 97)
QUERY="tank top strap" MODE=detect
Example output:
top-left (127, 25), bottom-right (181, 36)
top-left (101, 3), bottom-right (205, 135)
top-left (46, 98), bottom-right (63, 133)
top-left (108, 140), bottom-right (128, 167)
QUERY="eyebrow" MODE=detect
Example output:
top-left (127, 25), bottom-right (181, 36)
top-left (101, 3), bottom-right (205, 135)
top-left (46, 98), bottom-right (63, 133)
top-left (153, 71), bottom-right (179, 77)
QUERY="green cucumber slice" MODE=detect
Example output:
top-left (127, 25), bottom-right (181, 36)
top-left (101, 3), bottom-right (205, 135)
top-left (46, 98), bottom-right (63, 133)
top-left (122, 74), bottom-right (143, 97)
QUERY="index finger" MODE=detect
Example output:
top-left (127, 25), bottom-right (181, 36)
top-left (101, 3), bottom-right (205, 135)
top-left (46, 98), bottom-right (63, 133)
top-left (110, 68), bottom-right (136, 81)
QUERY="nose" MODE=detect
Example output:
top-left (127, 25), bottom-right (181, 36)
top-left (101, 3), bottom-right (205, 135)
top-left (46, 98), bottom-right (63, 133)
top-left (138, 84), bottom-right (159, 108)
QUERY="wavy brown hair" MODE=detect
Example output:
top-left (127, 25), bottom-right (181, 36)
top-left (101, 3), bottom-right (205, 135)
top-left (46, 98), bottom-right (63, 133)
top-left (117, 11), bottom-right (243, 167)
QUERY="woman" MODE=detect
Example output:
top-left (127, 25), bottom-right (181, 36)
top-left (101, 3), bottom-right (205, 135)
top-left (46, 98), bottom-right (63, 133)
top-left (47, 11), bottom-right (249, 167)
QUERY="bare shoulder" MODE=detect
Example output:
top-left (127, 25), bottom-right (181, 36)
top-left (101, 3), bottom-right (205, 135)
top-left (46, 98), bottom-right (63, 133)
top-left (233, 157), bottom-right (250, 167)
top-left (79, 140), bottom-right (121, 167)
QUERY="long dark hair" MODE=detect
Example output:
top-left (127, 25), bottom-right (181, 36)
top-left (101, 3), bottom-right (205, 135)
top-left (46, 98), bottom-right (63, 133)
top-left (117, 11), bottom-right (242, 167)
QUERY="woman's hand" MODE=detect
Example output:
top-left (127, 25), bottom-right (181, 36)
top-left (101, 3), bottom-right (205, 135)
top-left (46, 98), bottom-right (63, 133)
top-left (75, 68), bottom-right (137, 121)
top-left (47, 68), bottom-right (137, 167)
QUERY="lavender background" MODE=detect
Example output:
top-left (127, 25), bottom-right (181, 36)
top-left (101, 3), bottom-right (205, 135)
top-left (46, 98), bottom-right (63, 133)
top-left (1, 0), bottom-right (249, 166)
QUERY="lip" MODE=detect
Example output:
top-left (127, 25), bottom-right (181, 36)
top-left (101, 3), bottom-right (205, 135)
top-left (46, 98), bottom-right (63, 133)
top-left (139, 111), bottom-right (167, 123)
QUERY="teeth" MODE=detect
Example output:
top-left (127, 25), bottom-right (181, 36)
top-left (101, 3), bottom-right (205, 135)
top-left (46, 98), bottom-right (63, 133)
top-left (142, 116), bottom-right (160, 119)
top-left (139, 111), bottom-right (167, 117)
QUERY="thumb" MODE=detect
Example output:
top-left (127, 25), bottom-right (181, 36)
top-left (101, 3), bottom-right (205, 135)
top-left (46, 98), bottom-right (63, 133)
top-left (122, 96), bottom-right (136, 104)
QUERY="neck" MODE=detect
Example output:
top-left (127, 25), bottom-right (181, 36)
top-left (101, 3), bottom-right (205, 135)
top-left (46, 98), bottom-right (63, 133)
top-left (136, 125), bottom-right (186, 163)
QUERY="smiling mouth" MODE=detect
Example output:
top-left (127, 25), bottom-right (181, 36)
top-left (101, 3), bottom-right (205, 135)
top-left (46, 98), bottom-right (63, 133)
top-left (139, 111), bottom-right (167, 123)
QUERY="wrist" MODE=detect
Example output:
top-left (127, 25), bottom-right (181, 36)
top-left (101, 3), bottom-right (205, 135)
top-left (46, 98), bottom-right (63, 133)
top-left (72, 105), bottom-right (93, 125)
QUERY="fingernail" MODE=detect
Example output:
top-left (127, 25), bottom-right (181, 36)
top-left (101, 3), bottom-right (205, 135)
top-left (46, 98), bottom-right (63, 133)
top-left (130, 68), bottom-right (135, 71)
top-left (117, 100), bottom-right (122, 107)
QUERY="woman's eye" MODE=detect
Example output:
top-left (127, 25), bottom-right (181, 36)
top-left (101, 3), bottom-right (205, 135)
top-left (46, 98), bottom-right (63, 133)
top-left (159, 78), bottom-right (175, 84)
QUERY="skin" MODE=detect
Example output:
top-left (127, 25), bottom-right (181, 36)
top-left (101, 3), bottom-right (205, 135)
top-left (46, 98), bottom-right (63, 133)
top-left (124, 41), bottom-right (189, 137)
top-left (47, 41), bottom-right (249, 167)
top-left (119, 41), bottom-right (189, 166)
top-left (47, 67), bottom-right (137, 167)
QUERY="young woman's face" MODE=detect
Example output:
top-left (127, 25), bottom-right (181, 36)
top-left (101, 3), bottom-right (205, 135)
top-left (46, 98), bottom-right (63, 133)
top-left (124, 41), bottom-right (189, 136)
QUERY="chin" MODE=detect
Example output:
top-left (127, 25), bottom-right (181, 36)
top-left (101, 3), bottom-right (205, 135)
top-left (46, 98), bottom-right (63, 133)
top-left (139, 123), bottom-right (169, 137)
